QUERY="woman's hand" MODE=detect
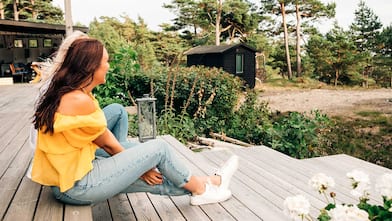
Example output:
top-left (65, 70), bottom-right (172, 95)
top-left (141, 168), bottom-right (163, 185)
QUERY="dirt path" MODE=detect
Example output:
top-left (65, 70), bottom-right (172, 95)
top-left (258, 88), bottom-right (392, 117)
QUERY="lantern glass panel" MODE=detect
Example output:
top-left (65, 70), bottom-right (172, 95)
top-left (136, 95), bottom-right (157, 142)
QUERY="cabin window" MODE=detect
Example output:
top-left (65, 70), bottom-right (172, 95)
top-left (43, 39), bottom-right (52, 48)
top-left (29, 39), bottom-right (38, 48)
top-left (235, 53), bottom-right (244, 74)
top-left (14, 39), bottom-right (23, 48)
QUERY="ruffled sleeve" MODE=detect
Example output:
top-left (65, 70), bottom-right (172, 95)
top-left (32, 100), bottom-right (108, 192)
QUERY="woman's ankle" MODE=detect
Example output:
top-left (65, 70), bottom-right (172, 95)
top-left (210, 175), bottom-right (221, 186)
top-left (192, 182), bottom-right (206, 195)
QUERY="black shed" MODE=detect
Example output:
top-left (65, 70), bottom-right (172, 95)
top-left (184, 43), bottom-right (257, 88)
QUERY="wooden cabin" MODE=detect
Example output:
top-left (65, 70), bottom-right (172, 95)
top-left (184, 43), bottom-right (257, 88)
top-left (0, 20), bottom-right (88, 83)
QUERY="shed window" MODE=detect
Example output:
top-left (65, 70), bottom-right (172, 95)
top-left (29, 39), bottom-right (38, 48)
top-left (43, 39), bottom-right (52, 48)
top-left (14, 39), bottom-right (23, 48)
top-left (235, 54), bottom-right (243, 74)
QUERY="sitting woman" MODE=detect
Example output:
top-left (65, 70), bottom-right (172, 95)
top-left (30, 37), bottom-right (238, 206)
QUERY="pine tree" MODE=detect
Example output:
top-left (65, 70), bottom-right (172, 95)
top-left (2, 0), bottom-right (63, 23)
top-left (350, 0), bottom-right (382, 54)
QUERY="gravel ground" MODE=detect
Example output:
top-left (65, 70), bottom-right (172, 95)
top-left (258, 88), bottom-right (392, 117)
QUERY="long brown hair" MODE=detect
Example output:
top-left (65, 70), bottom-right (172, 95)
top-left (33, 38), bottom-right (104, 134)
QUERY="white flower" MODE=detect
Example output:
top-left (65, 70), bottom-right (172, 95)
top-left (350, 182), bottom-right (370, 199)
top-left (283, 195), bottom-right (310, 221)
top-left (375, 173), bottom-right (392, 200)
top-left (347, 170), bottom-right (370, 184)
top-left (328, 204), bottom-right (369, 221)
top-left (309, 173), bottom-right (335, 193)
top-left (347, 170), bottom-right (370, 199)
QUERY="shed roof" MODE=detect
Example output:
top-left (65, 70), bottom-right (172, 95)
top-left (184, 43), bottom-right (257, 55)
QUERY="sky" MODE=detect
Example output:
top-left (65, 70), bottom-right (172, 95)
top-left (52, 0), bottom-right (392, 33)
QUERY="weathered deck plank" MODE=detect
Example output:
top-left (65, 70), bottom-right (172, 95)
top-left (1, 84), bottom-right (391, 221)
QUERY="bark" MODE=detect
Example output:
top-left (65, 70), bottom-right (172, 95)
top-left (31, 0), bottom-right (37, 20)
top-left (280, 2), bottom-right (292, 79)
top-left (295, 3), bottom-right (302, 77)
top-left (13, 0), bottom-right (19, 21)
top-left (215, 0), bottom-right (223, 46)
top-left (0, 1), bottom-right (4, 19)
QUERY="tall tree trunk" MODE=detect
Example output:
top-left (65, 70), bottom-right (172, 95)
top-left (334, 69), bottom-right (339, 87)
top-left (13, 0), bottom-right (19, 21)
top-left (215, 0), bottom-right (222, 46)
top-left (30, 0), bottom-right (37, 19)
top-left (295, 3), bottom-right (302, 77)
top-left (280, 2), bottom-right (292, 79)
top-left (390, 68), bottom-right (392, 88)
top-left (0, 1), bottom-right (4, 19)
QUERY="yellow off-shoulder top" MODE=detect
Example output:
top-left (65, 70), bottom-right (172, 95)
top-left (31, 96), bottom-right (106, 192)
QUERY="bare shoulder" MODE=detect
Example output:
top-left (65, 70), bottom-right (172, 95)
top-left (58, 90), bottom-right (96, 116)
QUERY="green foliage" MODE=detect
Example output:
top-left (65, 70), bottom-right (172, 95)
top-left (224, 91), bottom-right (272, 145)
top-left (269, 42), bottom-right (296, 77)
top-left (94, 46), bottom-right (140, 107)
top-left (377, 25), bottom-right (392, 57)
top-left (306, 27), bottom-right (362, 86)
top-left (127, 114), bottom-right (139, 137)
top-left (94, 46), bottom-right (333, 158)
top-left (164, 0), bottom-right (260, 45)
top-left (2, 0), bottom-right (63, 23)
top-left (153, 29), bottom-right (188, 66)
top-left (350, 0), bottom-right (382, 53)
top-left (358, 197), bottom-right (392, 221)
top-left (321, 113), bottom-right (392, 169)
top-left (268, 110), bottom-right (331, 159)
top-left (89, 17), bottom-right (128, 55)
top-left (94, 50), bottom-right (242, 142)
top-left (154, 66), bottom-right (242, 137)
top-left (158, 111), bottom-right (197, 144)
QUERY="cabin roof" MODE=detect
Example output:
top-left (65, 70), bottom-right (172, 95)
top-left (0, 19), bottom-right (88, 34)
top-left (184, 43), bottom-right (257, 55)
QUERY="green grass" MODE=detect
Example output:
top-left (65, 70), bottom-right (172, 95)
top-left (356, 111), bottom-right (382, 117)
top-left (262, 75), bottom-right (326, 89)
top-left (322, 112), bottom-right (392, 169)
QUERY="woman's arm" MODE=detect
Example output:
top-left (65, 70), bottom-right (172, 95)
top-left (93, 128), bottom-right (124, 155)
top-left (58, 90), bottom-right (125, 155)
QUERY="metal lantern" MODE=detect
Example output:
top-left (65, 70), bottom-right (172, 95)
top-left (136, 94), bottom-right (157, 142)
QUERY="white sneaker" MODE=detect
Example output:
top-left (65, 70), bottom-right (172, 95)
top-left (215, 155), bottom-right (239, 190)
top-left (190, 183), bottom-right (232, 206)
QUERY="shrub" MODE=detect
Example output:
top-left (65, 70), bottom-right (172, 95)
top-left (224, 90), bottom-right (272, 145)
top-left (268, 110), bottom-right (331, 159)
top-left (152, 66), bottom-right (242, 138)
top-left (94, 46), bottom-right (140, 107)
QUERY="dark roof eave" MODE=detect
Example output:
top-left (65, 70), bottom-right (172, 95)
top-left (184, 43), bottom-right (257, 55)
top-left (0, 19), bottom-right (88, 34)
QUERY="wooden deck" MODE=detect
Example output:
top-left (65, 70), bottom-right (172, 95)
top-left (1, 84), bottom-right (391, 221)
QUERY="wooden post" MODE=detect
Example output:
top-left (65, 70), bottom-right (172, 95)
top-left (64, 0), bottom-right (73, 37)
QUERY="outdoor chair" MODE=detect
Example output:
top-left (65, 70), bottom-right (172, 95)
top-left (10, 63), bottom-right (29, 83)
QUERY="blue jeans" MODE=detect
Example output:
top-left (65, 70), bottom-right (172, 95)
top-left (51, 104), bottom-right (191, 205)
